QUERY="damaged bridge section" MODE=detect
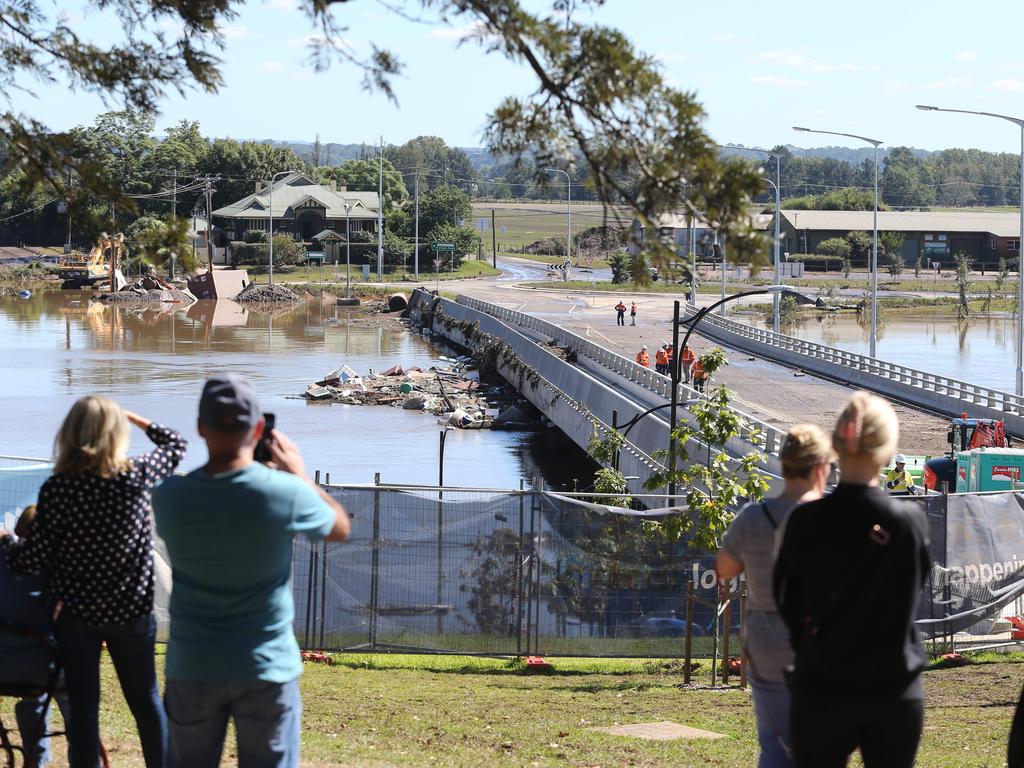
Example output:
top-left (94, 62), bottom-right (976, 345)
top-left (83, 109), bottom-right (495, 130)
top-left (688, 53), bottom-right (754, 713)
top-left (407, 290), bottom-right (780, 494)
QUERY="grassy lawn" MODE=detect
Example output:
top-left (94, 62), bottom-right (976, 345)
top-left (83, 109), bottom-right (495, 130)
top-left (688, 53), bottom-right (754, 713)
top-left (471, 202), bottom-right (632, 251)
top-left (6, 651), bottom-right (1021, 766)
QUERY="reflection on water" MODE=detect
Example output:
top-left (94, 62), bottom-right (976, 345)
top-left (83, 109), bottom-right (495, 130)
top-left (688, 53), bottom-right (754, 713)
top-left (745, 311), bottom-right (1018, 390)
top-left (0, 291), bottom-right (585, 488)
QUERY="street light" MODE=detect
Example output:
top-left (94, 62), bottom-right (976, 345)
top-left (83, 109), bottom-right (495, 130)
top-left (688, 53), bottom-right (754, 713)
top-left (916, 104), bottom-right (1024, 396)
top-left (544, 168), bottom-right (572, 270)
top-left (794, 126), bottom-right (883, 358)
top-left (716, 146), bottom-right (784, 332)
top-left (667, 286), bottom-right (791, 499)
top-left (267, 169), bottom-right (300, 286)
top-left (343, 203), bottom-right (352, 300)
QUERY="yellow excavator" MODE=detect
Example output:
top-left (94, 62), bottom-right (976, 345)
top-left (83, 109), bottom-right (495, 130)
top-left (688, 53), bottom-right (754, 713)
top-left (59, 233), bottom-right (127, 290)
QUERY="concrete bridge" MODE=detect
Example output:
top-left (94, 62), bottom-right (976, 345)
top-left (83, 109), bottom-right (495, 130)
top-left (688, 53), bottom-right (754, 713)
top-left (408, 290), bottom-right (785, 496)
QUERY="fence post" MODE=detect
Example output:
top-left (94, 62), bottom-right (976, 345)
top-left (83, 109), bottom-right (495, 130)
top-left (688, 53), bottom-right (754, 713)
top-left (305, 471), bottom-right (320, 648)
top-left (370, 472), bottom-right (381, 650)
top-left (738, 588), bottom-right (747, 689)
top-left (319, 537), bottom-right (328, 650)
top-left (683, 579), bottom-right (694, 685)
top-left (534, 478), bottom-right (544, 655)
top-left (722, 594), bottom-right (732, 685)
top-left (516, 479), bottom-right (525, 657)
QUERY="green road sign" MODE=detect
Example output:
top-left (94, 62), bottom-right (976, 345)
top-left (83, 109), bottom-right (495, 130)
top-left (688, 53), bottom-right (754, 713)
top-left (431, 242), bottom-right (456, 252)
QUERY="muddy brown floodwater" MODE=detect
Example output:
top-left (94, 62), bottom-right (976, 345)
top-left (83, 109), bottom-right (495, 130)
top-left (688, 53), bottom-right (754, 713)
top-left (0, 291), bottom-right (591, 488)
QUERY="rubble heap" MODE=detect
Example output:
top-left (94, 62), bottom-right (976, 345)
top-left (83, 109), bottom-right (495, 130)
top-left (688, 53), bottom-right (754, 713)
top-left (235, 282), bottom-right (304, 303)
top-left (301, 358), bottom-right (543, 430)
top-left (96, 274), bottom-right (193, 304)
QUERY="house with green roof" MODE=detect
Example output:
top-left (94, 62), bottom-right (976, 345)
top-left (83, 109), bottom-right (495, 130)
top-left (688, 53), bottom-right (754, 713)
top-left (212, 171), bottom-right (381, 245)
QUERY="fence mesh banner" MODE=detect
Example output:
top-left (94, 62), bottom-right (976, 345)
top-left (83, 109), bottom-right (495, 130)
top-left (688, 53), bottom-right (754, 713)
top-left (0, 456), bottom-right (53, 533)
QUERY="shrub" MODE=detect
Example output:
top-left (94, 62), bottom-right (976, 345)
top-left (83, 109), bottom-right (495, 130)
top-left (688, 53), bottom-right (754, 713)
top-left (243, 229), bottom-right (267, 244)
top-left (231, 234), bottom-right (305, 267)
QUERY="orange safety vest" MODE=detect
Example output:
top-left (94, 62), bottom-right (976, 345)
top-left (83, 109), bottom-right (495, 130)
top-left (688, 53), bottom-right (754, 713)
top-left (692, 359), bottom-right (705, 380)
top-left (665, 347), bottom-right (674, 363)
top-left (681, 348), bottom-right (696, 367)
top-left (655, 349), bottom-right (668, 367)
top-left (615, 303), bottom-right (626, 312)
top-left (636, 350), bottom-right (651, 367)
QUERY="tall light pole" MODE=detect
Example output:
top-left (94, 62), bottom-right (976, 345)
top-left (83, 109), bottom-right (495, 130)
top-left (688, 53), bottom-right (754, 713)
top-left (722, 146), bottom-right (783, 333)
top-left (794, 127), bottom-right (883, 357)
top-left (377, 136), bottom-right (385, 279)
top-left (917, 105), bottom-right (1024, 395)
top-left (267, 169), bottom-right (299, 287)
top-left (343, 203), bottom-right (352, 299)
top-left (544, 168), bottom-right (572, 269)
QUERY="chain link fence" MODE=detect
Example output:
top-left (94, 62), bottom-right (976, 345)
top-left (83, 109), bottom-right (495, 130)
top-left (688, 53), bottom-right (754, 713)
top-left (4, 455), bottom-right (1024, 656)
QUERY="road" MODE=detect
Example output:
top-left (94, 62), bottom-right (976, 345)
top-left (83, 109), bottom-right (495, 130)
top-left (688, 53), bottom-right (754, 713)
top-left (440, 258), bottom-right (952, 456)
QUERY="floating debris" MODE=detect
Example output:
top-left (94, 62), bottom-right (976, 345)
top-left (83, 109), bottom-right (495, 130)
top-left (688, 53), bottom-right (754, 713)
top-left (301, 356), bottom-right (543, 430)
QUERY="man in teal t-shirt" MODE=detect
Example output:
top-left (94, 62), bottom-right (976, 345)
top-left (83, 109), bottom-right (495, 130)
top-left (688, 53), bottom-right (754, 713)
top-left (154, 375), bottom-right (349, 768)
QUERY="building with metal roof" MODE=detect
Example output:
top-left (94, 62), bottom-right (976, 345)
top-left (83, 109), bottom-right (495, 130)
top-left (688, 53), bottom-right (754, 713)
top-left (779, 209), bottom-right (1021, 267)
top-left (212, 171), bottom-right (381, 243)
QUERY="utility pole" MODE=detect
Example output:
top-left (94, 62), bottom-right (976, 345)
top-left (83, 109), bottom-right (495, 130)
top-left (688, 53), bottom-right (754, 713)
top-left (491, 208), bottom-right (497, 268)
top-left (414, 173), bottom-right (420, 278)
top-left (377, 136), bottom-right (384, 279)
top-left (204, 175), bottom-right (215, 274)
top-left (170, 170), bottom-right (177, 280)
top-left (64, 167), bottom-right (72, 254)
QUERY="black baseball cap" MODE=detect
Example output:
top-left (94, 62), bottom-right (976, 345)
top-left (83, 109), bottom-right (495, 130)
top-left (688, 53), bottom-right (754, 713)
top-left (199, 374), bottom-right (261, 432)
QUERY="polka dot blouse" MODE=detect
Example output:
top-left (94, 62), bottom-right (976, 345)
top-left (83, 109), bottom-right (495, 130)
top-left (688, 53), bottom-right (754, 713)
top-left (3, 424), bottom-right (186, 626)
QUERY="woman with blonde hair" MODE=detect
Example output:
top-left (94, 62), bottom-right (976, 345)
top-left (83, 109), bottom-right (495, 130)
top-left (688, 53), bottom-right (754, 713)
top-left (717, 423), bottom-right (835, 767)
top-left (1, 396), bottom-right (186, 767)
top-left (773, 391), bottom-right (931, 768)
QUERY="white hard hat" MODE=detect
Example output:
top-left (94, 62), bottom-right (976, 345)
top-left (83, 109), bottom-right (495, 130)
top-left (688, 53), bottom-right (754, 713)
top-left (641, 345), bottom-right (647, 350)
top-left (894, 454), bottom-right (907, 464)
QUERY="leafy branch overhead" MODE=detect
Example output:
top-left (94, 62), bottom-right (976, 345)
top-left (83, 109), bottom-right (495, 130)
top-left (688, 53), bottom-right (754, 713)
top-left (1, 0), bottom-right (765, 270)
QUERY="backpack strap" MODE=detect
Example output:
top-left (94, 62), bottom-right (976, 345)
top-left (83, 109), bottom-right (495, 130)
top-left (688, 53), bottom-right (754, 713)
top-left (760, 501), bottom-right (778, 530)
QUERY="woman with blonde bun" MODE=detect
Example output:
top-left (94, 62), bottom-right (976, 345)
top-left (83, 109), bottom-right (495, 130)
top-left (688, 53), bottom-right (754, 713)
top-left (773, 391), bottom-right (931, 768)
top-left (1, 396), bottom-right (186, 768)
top-left (717, 424), bottom-right (834, 768)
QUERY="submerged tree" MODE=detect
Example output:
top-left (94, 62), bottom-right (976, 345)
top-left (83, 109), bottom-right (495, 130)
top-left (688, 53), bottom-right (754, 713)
top-left (954, 251), bottom-right (973, 319)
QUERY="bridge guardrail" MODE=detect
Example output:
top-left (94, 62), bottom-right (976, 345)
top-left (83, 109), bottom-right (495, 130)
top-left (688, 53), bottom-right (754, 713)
top-left (689, 303), bottom-right (1024, 418)
top-left (456, 295), bottom-right (786, 457)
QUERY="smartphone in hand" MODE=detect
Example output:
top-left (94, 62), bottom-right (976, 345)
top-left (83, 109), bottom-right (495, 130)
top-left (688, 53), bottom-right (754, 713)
top-left (254, 413), bottom-right (276, 463)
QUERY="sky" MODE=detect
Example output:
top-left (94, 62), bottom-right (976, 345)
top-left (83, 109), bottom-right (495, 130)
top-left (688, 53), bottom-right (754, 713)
top-left (11, 0), bottom-right (1024, 154)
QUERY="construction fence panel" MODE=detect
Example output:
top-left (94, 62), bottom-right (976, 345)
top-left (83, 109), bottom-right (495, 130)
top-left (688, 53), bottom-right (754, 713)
top-left (0, 456), bottom-right (53, 533)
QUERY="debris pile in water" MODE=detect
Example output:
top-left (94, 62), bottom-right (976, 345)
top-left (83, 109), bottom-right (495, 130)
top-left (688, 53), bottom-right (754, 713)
top-left (235, 282), bottom-right (304, 303)
top-left (301, 357), bottom-right (544, 430)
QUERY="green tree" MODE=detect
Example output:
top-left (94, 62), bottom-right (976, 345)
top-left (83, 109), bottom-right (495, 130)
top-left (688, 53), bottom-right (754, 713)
top-left (879, 231), bottom-right (906, 279)
top-left (381, 230), bottom-right (411, 268)
top-left (416, 185), bottom-right (473, 237)
top-left (608, 251), bottom-right (632, 284)
top-left (643, 382), bottom-right (770, 551)
top-left (313, 158), bottom-right (408, 209)
top-left (954, 251), bottom-right (973, 319)
top-left (846, 231), bottom-right (872, 269)
top-left (134, 216), bottom-right (195, 275)
top-left (425, 222), bottom-right (480, 268)
top-left (389, 136), bottom-right (477, 192)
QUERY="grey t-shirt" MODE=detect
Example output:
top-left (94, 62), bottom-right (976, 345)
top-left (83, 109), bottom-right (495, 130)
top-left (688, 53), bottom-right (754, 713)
top-left (721, 497), bottom-right (796, 683)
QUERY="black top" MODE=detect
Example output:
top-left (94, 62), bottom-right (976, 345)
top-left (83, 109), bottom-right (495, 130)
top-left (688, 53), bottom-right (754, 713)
top-left (773, 483), bottom-right (931, 699)
top-left (3, 424), bottom-right (186, 626)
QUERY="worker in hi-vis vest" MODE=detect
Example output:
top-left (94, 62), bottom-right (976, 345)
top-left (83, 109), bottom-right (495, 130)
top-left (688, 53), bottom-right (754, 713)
top-left (636, 345), bottom-right (650, 368)
top-left (884, 454), bottom-right (918, 495)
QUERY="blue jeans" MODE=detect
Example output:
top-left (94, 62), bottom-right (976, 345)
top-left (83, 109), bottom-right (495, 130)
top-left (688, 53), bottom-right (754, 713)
top-left (750, 676), bottom-right (794, 768)
top-left (55, 611), bottom-right (166, 768)
top-left (165, 678), bottom-right (301, 768)
top-left (15, 691), bottom-right (71, 768)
